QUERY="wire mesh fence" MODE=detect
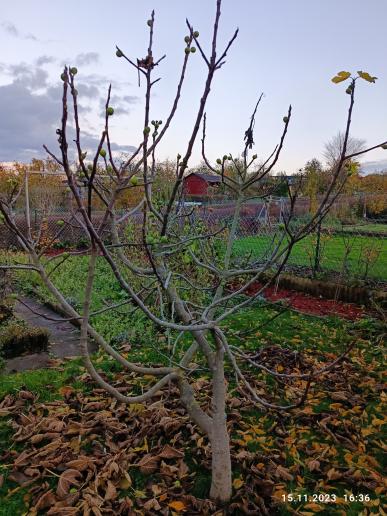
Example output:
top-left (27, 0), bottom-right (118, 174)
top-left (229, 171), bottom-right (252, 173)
top-left (189, 198), bottom-right (387, 284)
top-left (1, 174), bottom-right (386, 285)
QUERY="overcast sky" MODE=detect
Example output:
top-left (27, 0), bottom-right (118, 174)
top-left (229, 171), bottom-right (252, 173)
top-left (1, 0), bottom-right (386, 173)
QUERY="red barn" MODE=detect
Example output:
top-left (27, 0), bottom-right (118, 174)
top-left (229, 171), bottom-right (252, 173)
top-left (183, 172), bottom-right (221, 197)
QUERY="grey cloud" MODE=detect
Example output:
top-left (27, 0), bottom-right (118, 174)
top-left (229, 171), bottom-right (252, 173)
top-left (361, 159), bottom-right (387, 174)
top-left (101, 93), bottom-right (140, 116)
top-left (80, 132), bottom-right (136, 154)
top-left (0, 76), bottom-right (136, 162)
top-left (1, 22), bottom-right (19, 37)
top-left (46, 84), bottom-right (63, 100)
top-left (1, 21), bottom-right (38, 41)
top-left (74, 52), bottom-right (100, 66)
top-left (0, 82), bottom-right (61, 161)
top-left (76, 83), bottom-right (100, 97)
top-left (36, 55), bottom-right (56, 66)
top-left (2, 62), bottom-right (49, 90)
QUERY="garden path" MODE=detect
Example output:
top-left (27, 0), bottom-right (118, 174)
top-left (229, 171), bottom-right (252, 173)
top-left (4, 296), bottom-right (95, 373)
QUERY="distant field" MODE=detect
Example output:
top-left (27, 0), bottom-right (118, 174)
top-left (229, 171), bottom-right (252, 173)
top-left (233, 233), bottom-right (387, 281)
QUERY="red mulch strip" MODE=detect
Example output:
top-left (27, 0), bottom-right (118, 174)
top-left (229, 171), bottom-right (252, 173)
top-left (245, 282), bottom-right (365, 320)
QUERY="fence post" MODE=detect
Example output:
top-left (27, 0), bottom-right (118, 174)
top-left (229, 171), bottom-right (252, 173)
top-left (313, 221), bottom-right (322, 278)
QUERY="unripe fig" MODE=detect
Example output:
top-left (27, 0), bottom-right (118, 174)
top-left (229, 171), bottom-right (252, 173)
top-left (177, 153), bottom-right (181, 160)
top-left (278, 223), bottom-right (285, 230)
top-left (147, 19), bottom-right (153, 26)
top-left (346, 87), bottom-right (352, 95)
top-left (116, 49), bottom-right (123, 58)
top-left (73, 88), bottom-right (78, 96)
top-left (99, 149), bottom-right (107, 158)
top-left (130, 175), bottom-right (139, 186)
top-left (184, 36), bottom-right (190, 43)
top-left (216, 158), bottom-right (222, 165)
top-left (252, 154), bottom-right (257, 160)
top-left (107, 107), bottom-right (114, 116)
top-left (151, 120), bottom-right (156, 125)
top-left (56, 220), bottom-right (65, 226)
top-left (185, 48), bottom-right (190, 54)
top-left (143, 126), bottom-right (151, 134)
top-left (61, 72), bottom-right (67, 82)
top-left (223, 155), bottom-right (228, 161)
top-left (193, 31), bottom-right (199, 38)
top-left (190, 47), bottom-right (196, 53)
top-left (158, 120), bottom-right (163, 125)
top-left (70, 67), bottom-right (78, 75)
top-left (381, 144), bottom-right (387, 150)
top-left (283, 116), bottom-right (289, 123)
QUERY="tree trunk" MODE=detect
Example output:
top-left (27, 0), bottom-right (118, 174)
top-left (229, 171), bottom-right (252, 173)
top-left (209, 341), bottom-right (232, 503)
top-left (209, 416), bottom-right (232, 503)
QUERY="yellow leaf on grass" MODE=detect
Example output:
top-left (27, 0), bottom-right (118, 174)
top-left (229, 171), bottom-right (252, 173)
top-left (233, 478), bottom-right (244, 490)
top-left (168, 500), bottom-right (186, 512)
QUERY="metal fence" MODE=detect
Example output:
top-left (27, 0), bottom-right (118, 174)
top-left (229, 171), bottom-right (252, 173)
top-left (1, 184), bottom-right (386, 284)
top-left (190, 198), bottom-right (387, 284)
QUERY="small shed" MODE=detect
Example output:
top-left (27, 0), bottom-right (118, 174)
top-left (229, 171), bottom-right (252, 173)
top-left (183, 172), bottom-right (221, 196)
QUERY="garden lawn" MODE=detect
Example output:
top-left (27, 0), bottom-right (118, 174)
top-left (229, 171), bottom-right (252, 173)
top-left (233, 233), bottom-right (387, 280)
top-left (0, 298), bottom-right (385, 515)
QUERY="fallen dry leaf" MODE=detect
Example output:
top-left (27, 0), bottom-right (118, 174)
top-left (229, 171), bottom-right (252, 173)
top-left (168, 500), bottom-right (186, 512)
top-left (158, 444), bottom-right (184, 459)
top-left (56, 469), bottom-right (82, 499)
top-left (137, 454), bottom-right (160, 475)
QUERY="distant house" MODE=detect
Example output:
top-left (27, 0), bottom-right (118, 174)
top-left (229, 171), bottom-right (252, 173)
top-left (183, 172), bottom-right (221, 197)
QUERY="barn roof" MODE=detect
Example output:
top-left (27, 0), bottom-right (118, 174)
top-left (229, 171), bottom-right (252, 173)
top-left (185, 172), bottom-right (221, 183)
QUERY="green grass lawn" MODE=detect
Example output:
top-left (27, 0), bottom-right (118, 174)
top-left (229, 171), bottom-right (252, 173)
top-left (233, 233), bottom-right (387, 281)
top-left (338, 223), bottom-right (387, 233)
top-left (0, 301), bottom-right (385, 515)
